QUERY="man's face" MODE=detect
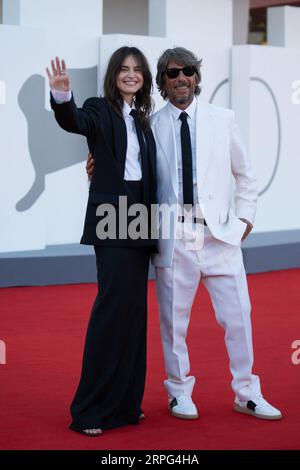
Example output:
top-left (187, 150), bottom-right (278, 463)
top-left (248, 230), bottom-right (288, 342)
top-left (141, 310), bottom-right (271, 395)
top-left (163, 60), bottom-right (197, 109)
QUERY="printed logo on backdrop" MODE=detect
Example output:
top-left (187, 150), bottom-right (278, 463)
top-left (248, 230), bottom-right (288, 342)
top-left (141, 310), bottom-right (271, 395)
top-left (210, 77), bottom-right (281, 197)
top-left (16, 67), bottom-right (97, 212)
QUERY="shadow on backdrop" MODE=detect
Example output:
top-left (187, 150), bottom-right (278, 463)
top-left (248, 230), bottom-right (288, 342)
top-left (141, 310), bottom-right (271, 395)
top-left (16, 67), bottom-right (97, 211)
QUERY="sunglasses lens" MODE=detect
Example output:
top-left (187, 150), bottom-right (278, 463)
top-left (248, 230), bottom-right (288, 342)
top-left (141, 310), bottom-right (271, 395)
top-left (166, 68), bottom-right (180, 79)
top-left (165, 66), bottom-right (195, 79)
top-left (182, 66), bottom-right (195, 77)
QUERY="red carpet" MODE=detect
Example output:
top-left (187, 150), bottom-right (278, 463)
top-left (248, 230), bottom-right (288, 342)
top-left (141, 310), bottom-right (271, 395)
top-left (0, 269), bottom-right (300, 450)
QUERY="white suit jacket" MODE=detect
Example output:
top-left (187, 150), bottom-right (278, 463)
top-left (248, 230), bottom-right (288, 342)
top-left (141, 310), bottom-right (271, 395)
top-left (150, 98), bottom-right (258, 268)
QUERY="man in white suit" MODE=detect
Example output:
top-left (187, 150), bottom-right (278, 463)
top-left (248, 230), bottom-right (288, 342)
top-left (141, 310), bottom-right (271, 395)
top-left (150, 47), bottom-right (282, 421)
top-left (87, 47), bottom-right (282, 421)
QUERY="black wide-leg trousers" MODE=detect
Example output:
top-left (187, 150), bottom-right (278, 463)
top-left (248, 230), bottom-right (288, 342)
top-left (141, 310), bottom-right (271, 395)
top-left (69, 245), bottom-right (151, 431)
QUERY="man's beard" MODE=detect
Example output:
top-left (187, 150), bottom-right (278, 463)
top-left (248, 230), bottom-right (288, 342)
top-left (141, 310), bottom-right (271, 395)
top-left (170, 84), bottom-right (194, 105)
top-left (173, 95), bottom-right (193, 104)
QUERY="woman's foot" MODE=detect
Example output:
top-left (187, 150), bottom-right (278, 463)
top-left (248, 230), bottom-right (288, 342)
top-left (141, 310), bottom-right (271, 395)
top-left (82, 428), bottom-right (102, 437)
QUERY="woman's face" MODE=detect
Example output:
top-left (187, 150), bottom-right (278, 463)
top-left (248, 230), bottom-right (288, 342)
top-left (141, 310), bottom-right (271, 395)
top-left (116, 55), bottom-right (144, 103)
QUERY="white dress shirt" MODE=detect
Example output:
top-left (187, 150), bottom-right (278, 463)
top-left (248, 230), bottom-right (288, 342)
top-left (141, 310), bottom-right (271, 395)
top-left (51, 89), bottom-right (142, 180)
top-left (122, 100), bottom-right (142, 180)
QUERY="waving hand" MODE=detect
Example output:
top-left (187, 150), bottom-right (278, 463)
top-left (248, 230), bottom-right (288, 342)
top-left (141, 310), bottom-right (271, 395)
top-left (46, 57), bottom-right (70, 92)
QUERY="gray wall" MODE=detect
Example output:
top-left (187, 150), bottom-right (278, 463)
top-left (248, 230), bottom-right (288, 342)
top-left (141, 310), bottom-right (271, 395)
top-left (103, 0), bottom-right (148, 35)
top-left (1, 0), bottom-right (20, 25)
top-left (1, 230), bottom-right (300, 287)
top-left (232, 0), bottom-right (250, 45)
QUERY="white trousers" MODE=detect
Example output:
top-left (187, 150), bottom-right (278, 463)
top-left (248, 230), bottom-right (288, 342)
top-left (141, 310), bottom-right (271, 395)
top-left (155, 222), bottom-right (261, 402)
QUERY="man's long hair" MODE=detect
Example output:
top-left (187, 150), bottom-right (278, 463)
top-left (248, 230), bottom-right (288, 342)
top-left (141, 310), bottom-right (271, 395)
top-left (104, 46), bottom-right (153, 130)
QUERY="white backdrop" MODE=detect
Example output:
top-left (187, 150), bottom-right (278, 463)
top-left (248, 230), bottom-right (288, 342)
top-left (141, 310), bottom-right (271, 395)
top-left (0, 1), bottom-right (300, 254)
top-left (232, 45), bottom-right (300, 232)
top-left (0, 26), bottom-right (99, 252)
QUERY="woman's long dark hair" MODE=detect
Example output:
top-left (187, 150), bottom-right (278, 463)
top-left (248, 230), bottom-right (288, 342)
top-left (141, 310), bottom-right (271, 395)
top-left (104, 46), bottom-right (153, 130)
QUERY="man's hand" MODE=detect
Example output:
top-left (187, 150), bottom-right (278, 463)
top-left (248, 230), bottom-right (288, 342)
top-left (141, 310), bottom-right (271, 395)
top-left (239, 218), bottom-right (253, 241)
top-left (86, 153), bottom-right (95, 181)
top-left (46, 57), bottom-right (70, 92)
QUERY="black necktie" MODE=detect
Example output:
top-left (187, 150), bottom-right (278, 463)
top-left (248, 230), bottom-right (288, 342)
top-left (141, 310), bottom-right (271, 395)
top-left (130, 109), bottom-right (149, 206)
top-left (179, 112), bottom-right (194, 207)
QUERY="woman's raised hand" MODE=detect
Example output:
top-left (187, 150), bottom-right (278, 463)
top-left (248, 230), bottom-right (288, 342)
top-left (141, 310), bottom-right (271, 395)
top-left (46, 57), bottom-right (70, 92)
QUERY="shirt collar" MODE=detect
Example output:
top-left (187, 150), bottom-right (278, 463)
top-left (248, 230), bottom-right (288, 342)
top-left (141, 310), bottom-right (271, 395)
top-left (168, 96), bottom-right (197, 121)
top-left (123, 100), bottom-right (135, 116)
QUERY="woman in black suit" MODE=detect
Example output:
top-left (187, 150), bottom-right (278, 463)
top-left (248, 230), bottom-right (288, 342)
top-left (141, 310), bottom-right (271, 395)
top-left (46, 47), bottom-right (157, 436)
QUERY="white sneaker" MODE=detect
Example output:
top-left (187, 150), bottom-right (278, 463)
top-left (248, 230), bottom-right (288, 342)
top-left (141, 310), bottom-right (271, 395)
top-left (169, 394), bottom-right (199, 420)
top-left (234, 395), bottom-right (282, 420)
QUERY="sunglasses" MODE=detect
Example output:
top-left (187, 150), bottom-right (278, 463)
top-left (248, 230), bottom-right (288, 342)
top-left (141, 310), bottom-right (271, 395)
top-left (163, 66), bottom-right (196, 79)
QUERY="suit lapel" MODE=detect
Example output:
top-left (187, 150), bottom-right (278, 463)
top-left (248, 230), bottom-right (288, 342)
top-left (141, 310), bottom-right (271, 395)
top-left (145, 129), bottom-right (156, 182)
top-left (109, 106), bottom-right (127, 177)
top-left (195, 100), bottom-right (216, 191)
top-left (153, 104), bottom-right (178, 197)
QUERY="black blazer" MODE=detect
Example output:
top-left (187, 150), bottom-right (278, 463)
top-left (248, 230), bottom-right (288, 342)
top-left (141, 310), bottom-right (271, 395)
top-left (50, 94), bottom-right (157, 246)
